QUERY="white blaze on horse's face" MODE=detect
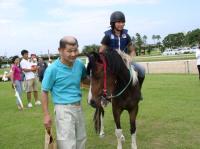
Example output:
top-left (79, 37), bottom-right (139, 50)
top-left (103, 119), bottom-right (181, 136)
top-left (88, 83), bottom-right (92, 104)
top-left (88, 70), bottom-right (93, 104)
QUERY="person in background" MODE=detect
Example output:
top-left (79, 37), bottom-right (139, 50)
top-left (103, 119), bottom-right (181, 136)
top-left (2, 71), bottom-right (9, 82)
top-left (37, 57), bottom-right (48, 82)
top-left (30, 54), bottom-right (38, 77)
top-left (20, 50), bottom-right (41, 108)
top-left (196, 44), bottom-right (200, 80)
top-left (42, 36), bottom-right (88, 149)
top-left (48, 59), bottom-right (52, 66)
top-left (10, 56), bottom-right (23, 110)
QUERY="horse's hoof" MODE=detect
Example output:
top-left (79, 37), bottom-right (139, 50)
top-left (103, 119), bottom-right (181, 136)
top-left (131, 145), bottom-right (137, 149)
top-left (99, 133), bottom-right (105, 138)
top-left (121, 135), bottom-right (125, 143)
top-left (131, 143), bottom-right (137, 149)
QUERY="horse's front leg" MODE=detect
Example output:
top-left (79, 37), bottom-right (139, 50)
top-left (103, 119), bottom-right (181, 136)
top-left (99, 113), bottom-right (105, 137)
top-left (129, 106), bottom-right (138, 149)
top-left (113, 106), bottom-right (124, 149)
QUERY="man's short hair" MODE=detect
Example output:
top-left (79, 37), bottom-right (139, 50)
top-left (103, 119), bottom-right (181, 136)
top-left (21, 49), bottom-right (28, 56)
top-left (59, 36), bottom-right (79, 49)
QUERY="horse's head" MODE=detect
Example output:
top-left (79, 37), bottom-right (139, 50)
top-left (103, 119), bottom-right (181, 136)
top-left (86, 50), bottom-right (139, 134)
top-left (86, 52), bottom-right (116, 108)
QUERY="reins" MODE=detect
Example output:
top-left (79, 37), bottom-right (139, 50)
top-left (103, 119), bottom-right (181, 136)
top-left (99, 54), bottom-right (132, 101)
top-left (100, 54), bottom-right (107, 98)
top-left (106, 68), bottom-right (132, 99)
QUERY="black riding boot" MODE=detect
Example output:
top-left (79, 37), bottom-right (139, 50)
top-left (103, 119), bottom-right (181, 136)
top-left (138, 76), bottom-right (145, 100)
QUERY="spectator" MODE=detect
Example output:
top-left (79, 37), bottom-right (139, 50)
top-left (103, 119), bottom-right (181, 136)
top-left (20, 50), bottom-right (41, 108)
top-left (196, 44), bottom-right (200, 80)
top-left (48, 59), bottom-right (52, 66)
top-left (30, 54), bottom-right (38, 77)
top-left (10, 56), bottom-right (23, 110)
top-left (37, 57), bottom-right (47, 82)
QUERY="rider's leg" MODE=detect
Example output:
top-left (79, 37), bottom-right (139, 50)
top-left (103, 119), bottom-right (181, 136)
top-left (131, 62), bottom-right (145, 100)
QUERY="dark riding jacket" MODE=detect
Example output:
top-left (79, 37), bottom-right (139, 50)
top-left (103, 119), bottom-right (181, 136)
top-left (101, 29), bottom-right (131, 53)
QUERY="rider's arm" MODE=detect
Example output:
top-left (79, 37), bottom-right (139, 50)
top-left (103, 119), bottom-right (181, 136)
top-left (99, 35), bottom-right (110, 53)
top-left (127, 34), bottom-right (136, 57)
top-left (99, 44), bottom-right (107, 53)
top-left (128, 44), bottom-right (136, 57)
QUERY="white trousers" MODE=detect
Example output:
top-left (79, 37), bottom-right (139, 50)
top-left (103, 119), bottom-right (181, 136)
top-left (54, 104), bottom-right (87, 149)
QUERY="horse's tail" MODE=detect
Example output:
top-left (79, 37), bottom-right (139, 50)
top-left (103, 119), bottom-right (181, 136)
top-left (93, 106), bottom-right (104, 134)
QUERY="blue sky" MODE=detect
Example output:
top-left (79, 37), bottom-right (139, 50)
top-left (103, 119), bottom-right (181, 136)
top-left (0, 0), bottom-right (200, 57)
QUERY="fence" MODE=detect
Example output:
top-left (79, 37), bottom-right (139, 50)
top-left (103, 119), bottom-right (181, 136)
top-left (139, 59), bottom-right (198, 74)
top-left (79, 56), bottom-right (198, 74)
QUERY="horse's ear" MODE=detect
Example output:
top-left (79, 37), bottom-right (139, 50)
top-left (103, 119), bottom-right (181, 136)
top-left (92, 52), bottom-right (103, 63)
top-left (82, 52), bottom-right (89, 57)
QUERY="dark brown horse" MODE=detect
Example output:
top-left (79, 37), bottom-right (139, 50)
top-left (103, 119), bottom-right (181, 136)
top-left (87, 50), bottom-right (141, 149)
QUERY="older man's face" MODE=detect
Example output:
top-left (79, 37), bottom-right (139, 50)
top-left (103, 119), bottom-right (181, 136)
top-left (60, 44), bottom-right (79, 64)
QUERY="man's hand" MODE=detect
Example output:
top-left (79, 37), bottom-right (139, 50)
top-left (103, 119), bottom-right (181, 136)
top-left (12, 83), bottom-right (16, 89)
top-left (43, 113), bottom-right (52, 129)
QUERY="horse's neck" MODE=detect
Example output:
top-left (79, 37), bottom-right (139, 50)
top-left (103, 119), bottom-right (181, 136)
top-left (115, 49), bottom-right (138, 85)
top-left (115, 50), bottom-right (132, 68)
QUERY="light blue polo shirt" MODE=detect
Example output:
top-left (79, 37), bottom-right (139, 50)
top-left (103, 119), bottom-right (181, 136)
top-left (42, 58), bottom-right (87, 104)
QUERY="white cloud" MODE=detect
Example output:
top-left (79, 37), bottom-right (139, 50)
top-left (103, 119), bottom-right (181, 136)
top-left (0, 19), bottom-right (12, 24)
top-left (47, 8), bottom-right (66, 18)
top-left (0, 8), bottom-right (111, 56)
top-left (0, 0), bottom-right (23, 9)
top-left (0, 0), bottom-right (25, 21)
top-left (47, 8), bottom-right (111, 25)
top-left (63, 0), bottom-right (159, 6)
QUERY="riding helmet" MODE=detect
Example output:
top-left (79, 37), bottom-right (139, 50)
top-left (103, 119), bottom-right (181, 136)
top-left (110, 11), bottom-right (126, 25)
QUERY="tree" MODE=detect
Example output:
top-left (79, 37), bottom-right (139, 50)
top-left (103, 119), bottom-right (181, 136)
top-left (142, 35), bottom-right (147, 45)
top-left (156, 35), bottom-right (161, 52)
top-left (132, 36), bottom-right (136, 45)
top-left (184, 29), bottom-right (200, 46)
top-left (156, 35), bottom-right (161, 43)
top-left (81, 44), bottom-right (100, 54)
top-left (162, 33), bottom-right (185, 48)
top-left (142, 35), bottom-right (147, 55)
top-left (152, 35), bottom-right (156, 44)
top-left (135, 33), bottom-right (143, 55)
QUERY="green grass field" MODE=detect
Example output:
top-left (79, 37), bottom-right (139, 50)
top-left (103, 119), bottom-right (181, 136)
top-left (0, 74), bottom-right (200, 149)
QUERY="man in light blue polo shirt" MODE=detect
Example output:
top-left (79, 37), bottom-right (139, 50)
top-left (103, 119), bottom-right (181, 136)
top-left (41, 36), bottom-right (88, 149)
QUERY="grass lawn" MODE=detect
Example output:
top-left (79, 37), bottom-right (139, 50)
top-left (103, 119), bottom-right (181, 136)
top-left (0, 68), bottom-right (10, 74)
top-left (0, 74), bottom-right (200, 149)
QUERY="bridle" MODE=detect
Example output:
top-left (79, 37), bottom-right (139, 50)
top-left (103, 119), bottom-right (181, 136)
top-left (98, 53), bottom-right (132, 104)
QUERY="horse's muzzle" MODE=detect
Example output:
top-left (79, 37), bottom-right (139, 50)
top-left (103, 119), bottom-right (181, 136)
top-left (89, 100), bottom-right (97, 108)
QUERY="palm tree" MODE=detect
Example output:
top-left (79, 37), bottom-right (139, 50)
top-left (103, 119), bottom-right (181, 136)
top-left (132, 36), bottom-right (136, 45)
top-left (135, 33), bottom-right (143, 55)
top-left (142, 35), bottom-right (148, 55)
top-left (142, 35), bottom-right (147, 45)
top-left (156, 35), bottom-right (161, 43)
top-left (156, 35), bottom-right (161, 52)
top-left (152, 35), bottom-right (156, 45)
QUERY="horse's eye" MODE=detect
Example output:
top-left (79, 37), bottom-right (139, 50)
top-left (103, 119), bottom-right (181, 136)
top-left (92, 73), bottom-right (102, 80)
top-left (93, 75), bottom-right (100, 80)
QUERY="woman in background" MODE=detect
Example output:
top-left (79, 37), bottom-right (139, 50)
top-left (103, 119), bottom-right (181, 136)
top-left (11, 56), bottom-right (23, 110)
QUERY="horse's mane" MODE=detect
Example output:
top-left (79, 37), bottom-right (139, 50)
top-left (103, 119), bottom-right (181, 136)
top-left (114, 50), bottom-right (138, 85)
top-left (105, 50), bottom-right (129, 78)
top-left (105, 50), bottom-right (138, 86)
